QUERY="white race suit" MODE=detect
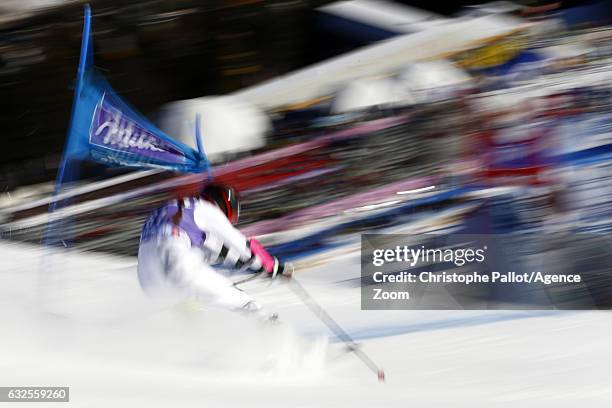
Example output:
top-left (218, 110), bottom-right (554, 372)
top-left (137, 197), bottom-right (267, 314)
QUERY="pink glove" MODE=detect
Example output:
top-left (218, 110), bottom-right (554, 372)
top-left (249, 238), bottom-right (283, 278)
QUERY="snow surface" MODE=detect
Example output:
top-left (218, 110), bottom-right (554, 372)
top-left (1, 241), bottom-right (611, 407)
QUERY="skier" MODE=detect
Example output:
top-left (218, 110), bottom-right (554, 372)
top-left (137, 183), bottom-right (289, 319)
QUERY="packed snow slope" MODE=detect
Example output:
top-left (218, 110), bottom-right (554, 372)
top-left (1, 241), bottom-right (611, 407)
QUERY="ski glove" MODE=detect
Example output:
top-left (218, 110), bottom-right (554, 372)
top-left (249, 238), bottom-right (290, 279)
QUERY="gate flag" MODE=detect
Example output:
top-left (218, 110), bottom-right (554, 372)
top-left (62, 5), bottom-right (208, 174)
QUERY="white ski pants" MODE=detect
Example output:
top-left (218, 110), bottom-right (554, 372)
top-left (137, 235), bottom-right (258, 312)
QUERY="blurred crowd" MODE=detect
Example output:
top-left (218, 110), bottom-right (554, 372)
top-left (1, 1), bottom-right (612, 267)
top-left (0, 0), bottom-right (325, 189)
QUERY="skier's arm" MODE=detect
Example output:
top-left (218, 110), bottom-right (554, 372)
top-left (193, 201), bottom-right (284, 276)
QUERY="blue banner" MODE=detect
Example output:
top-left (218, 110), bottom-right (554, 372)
top-left (63, 5), bottom-right (207, 174)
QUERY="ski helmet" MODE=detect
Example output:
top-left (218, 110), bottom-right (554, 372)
top-left (201, 183), bottom-right (240, 225)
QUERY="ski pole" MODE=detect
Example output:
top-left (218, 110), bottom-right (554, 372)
top-left (233, 271), bottom-right (266, 287)
top-left (287, 277), bottom-right (386, 382)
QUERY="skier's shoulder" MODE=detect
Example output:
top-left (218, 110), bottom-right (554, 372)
top-left (194, 197), bottom-right (223, 215)
top-left (156, 197), bottom-right (201, 210)
top-left (193, 198), bottom-right (233, 228)
top-left (194, 198), bottom-right (246, 245)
